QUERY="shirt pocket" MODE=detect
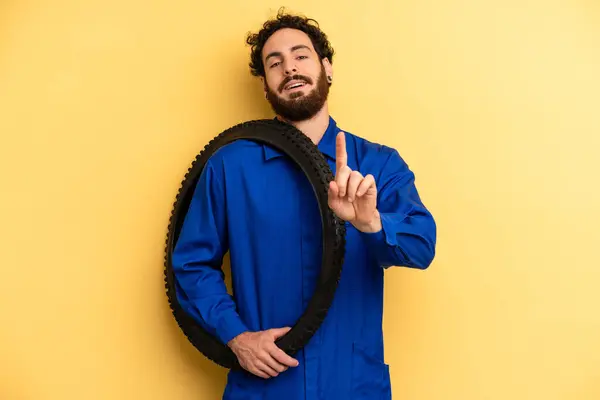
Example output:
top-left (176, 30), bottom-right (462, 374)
top-left (351, 341), bottom-right (392, 400)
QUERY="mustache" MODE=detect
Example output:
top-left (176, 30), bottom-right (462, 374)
top-left (279, 74), bottom-right (313, 92)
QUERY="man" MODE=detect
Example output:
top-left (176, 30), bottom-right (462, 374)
top-left (172, 9), bottom-right (436, 400)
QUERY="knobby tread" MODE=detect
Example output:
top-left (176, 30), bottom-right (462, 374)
top-left (164, 119), bottom-right (346, 370)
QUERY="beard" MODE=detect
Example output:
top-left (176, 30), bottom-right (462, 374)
top-left (265, 64), bottom-right (330, 122)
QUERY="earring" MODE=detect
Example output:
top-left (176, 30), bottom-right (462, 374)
top-left (327, 75), bottom-right (333, 83)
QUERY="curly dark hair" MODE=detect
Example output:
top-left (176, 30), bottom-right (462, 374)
top-left (246, 8), bottom-right (335, 78)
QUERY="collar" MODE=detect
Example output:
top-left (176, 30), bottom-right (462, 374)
top-left (263, 116), bottom-right (339, 161)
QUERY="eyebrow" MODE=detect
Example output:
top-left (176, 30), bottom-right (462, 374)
top-left (264, 44), bottom-right (312, 63)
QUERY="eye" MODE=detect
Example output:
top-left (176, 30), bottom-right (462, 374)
top-left (270, 61), bottom-right (281, 68)
top-left (297, 55), bottom-right (308, 60)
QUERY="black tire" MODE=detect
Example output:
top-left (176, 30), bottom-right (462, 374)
top-left (164, 119), bottom-right (346, 370)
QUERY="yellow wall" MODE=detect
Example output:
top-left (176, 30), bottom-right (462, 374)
top-left (1, 0), bottom-right (599, 399)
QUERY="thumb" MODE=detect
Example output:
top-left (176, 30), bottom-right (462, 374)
top-left (328, 181), bottom-right (340, 209)
top-left (328, 180), bottom-right (339, 197)
top-left (269, 326), bottom-right (292, 339)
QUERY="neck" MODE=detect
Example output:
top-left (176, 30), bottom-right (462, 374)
top-left (276, 104), bottom-right (330, 145)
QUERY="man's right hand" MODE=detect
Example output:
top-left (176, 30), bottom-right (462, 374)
top-left (227, 327), bottom-right (299, 379)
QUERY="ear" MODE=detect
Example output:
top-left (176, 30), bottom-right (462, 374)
top-left (322, 58), bottom-right (333, 81)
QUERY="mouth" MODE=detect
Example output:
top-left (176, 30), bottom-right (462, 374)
top-left (282, 79), bottom-right (309, 92)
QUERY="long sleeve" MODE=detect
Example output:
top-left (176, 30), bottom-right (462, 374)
top-left (171, 158), bottom-right (248, 345)
top-left (359, 149), bottom-right (437, 269)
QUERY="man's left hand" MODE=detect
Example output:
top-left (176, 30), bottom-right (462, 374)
top-left (328, 131), bottom-right (382, 233)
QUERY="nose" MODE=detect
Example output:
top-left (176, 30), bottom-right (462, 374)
top-left (283, 60), bottom-right (297, 75)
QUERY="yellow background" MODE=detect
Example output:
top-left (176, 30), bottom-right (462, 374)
top-left (1, 0), bottom-right (599, 399)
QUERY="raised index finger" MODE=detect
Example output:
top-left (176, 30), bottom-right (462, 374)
top-left (336, 131), bottom-right (347, 171)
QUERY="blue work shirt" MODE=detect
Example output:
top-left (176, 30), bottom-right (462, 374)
top-left (172, 116), bottom-right (436, 400)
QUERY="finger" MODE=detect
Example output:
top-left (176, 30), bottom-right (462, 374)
top-left (346, 171), bottom-right (364, 202)
top-left (328, 182), bottom-right (339, 208)
top-left (336, 165), bottom-right (351, 197)
top-left (356, 174), bottom-right (376, 197)
top-left (269, 327), bottom-right (291, 339)
top-left (255, 358), bottom-right (279, 378)
top-left (249, 362), bottom-right (270, 379)
top-left (328, 181), bottom-right (339, 197)
top-left (267, 327), bottom-right (298, 368)
top-left (328, 181), bottom-right (340, 207)
top-left (328, 182), bottom-right (342, 212)
top-left (268, 343), bottom-right (300, 368)
top-left (254, 370), bottom-right (270, 379)
top-left (336, 131), bottom-right (347, 172)
top-left (262, 351), bottom-right (287, 373)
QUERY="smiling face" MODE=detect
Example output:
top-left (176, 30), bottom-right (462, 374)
top-left (261, 28), bottom-right (333, 121)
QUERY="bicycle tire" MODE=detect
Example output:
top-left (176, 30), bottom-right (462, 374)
top-left (164, 118), bottom-right (346, 370)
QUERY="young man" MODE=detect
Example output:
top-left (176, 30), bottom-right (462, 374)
top-left (172, 9), bottom-right (437, 400)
